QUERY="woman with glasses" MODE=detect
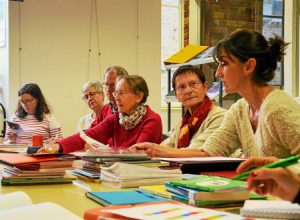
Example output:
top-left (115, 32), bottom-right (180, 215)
top-left (131, 65), bottom-right (226, 157)
top-left (38, 75), bottom-right (162, 153)
top-left (4, 83), bottom-right (62, 145)
top-left (77, 81), bottom-right (104, 131)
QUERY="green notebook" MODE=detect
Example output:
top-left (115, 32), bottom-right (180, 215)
top-left (169, 175), bottom-right (246, 192)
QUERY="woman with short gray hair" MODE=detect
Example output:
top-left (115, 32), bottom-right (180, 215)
top-left (77, 81), bottom-right (104, 131)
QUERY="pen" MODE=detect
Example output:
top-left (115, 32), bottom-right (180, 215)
top-left (232, 156), bottom-right (299, 180)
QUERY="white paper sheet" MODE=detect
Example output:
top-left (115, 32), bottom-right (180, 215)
top-left (103, 203), bottom-right (243, 220)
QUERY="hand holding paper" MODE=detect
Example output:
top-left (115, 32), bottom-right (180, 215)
top-left (79, 131), bottom-right (110, 150)
top-left (5, 120), bottom-right (24, 134)
top-left (7, 133), bottom-right (18, 144)
top-left (36, 143), bottom-right (60, 154)
top-left (46, 134), bottom-right (61, 145)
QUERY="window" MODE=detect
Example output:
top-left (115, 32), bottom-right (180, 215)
top-left (262, 0), bottom-right (284, 86)
top-left (0, 0), bottom-right (5, 47)
top-left (161, 0), bottom-right (182, 106)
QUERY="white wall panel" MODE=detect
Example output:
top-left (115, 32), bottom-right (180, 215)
top-left (6, 0), bottom-right (161, 136)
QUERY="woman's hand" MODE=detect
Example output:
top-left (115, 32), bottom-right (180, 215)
top-left (46, 135), bottom-right (62, 145)
top-left (130, 142), bottom-right (178, 158)
top-left (37, 143), bottom-right (60, 154)
top-left (83, 143), bottom-right (97, 151)
top-left (236, 156), bottom-right (278, 174)
top-left (8, 133), bottom-right (18, 143)
top-left (247, 168), bottom-right (300, 201)
top-left (130, 143), bottom-right (210, 158)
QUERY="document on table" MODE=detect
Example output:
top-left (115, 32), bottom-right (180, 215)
top-left (158, 157), bottom-right (245, 164)
top-left (103, 203), bottom-right (244, 220)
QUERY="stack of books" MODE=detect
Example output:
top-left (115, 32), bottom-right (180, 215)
top-left (70, 159), bottom-right (102, 181)
top-left (71, 151), bottom-right (169, 182)
top-left (0, 144), bottom-right (27, 154)
top-left (165, 175), bottom-right (249, 207)
top-left (0, 153), bottom-right (76, 185)
top-left (139, 175), bottom-right (250, 208)
top-left (100, 162), bottom-right (182, 188)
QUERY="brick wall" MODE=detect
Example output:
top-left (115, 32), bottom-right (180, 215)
top-left (182, 0), bottom-right (263, 85)
top-left (200, 0), bottom-right (263, 46)
top-left (184, 0), bottom-right (189, 46)
top-left (199, 0), bottom-right (263, 84)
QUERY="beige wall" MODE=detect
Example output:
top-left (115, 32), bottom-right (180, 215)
top-left (5, 0), bottom-right (161, 136)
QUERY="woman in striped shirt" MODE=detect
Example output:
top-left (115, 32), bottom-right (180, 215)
top-left (4, 83), bottom-right (62, 145)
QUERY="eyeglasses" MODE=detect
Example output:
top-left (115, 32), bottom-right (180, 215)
top-left (82, 92), bottom-right (99, 100)
top-left (112, 91), bottom-right (128, 98)
top-left (175, 81), bottom-right (202, 94)
top-left (102, 83), bottom-right (115, 90)
top-left (20, 98), bottom-right (35, 105)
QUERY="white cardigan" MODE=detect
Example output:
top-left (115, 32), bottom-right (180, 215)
top-left (202, 90), bottom-right (300, 158)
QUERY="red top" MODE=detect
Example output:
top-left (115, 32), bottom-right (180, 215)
top-left (90, 104), bottom-right (115, 128)
top-left (59, 105), bottom-right (163, 153)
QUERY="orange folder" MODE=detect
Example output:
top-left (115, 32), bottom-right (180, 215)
top-left (0, 153), bottom-right (59, 166)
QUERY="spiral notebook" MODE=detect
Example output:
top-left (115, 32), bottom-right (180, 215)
top-left (240, 200), bottom-right (300, 219)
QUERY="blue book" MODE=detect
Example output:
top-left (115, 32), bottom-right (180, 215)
top-left (86, 190), bottom-right (168, 206)
top-left (165, 181), bottom-right (197, 198)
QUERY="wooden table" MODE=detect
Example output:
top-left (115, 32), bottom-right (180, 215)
top-left (0, 180), bottom-right (119, 218)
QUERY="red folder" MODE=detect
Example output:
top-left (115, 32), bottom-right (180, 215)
top-left (201, 170), bottom-right (237, 179)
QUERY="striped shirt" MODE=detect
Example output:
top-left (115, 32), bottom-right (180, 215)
top-left (3, 114), bottom-right (62, 145)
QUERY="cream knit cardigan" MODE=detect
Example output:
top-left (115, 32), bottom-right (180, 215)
top-left (202, 90), bottom-right (300, 158)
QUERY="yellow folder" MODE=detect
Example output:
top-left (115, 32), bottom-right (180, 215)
top-left (164, 45), bottom-right (208, 64)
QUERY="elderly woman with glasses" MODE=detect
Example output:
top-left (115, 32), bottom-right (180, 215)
top-left (77, 81), bottom-right (104, 131)
top-left (131, 65), bottom-right (226, 158)
top-left (38, 75), bottom-right (162, 154)
top-left (4, 83), bottom-right (62, 145)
